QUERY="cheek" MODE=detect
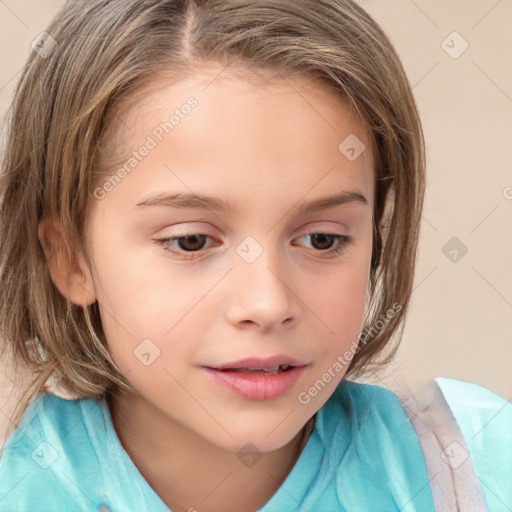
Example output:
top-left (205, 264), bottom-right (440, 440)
top-left (89, 245), bottom-right (211, 374)
top-left (295, 260), bottom-right (370, 408)
top-left (310, 268), bottom-right (368, 336)
top-left (303, 246), bottom-right (371, 366)
top-left (86, 242), bottom-right (166, 364)
top-left (314, 243), bottom-right (371, 323)
top-left (89, 228), bottom-right (171, 320)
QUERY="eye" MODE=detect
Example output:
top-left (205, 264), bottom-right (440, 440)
top-left (154, 233), bottom-right (219, 260)
top-left (293, 233), bottom-right (353, 257)
top-left (154, 232), bottom-right (353, 260)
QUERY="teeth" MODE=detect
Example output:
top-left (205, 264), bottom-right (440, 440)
top-left (224, 364), bottom-right (292, 373)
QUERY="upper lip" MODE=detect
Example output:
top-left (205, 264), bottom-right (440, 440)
top-left (205, 356), bottom-right (309, 371)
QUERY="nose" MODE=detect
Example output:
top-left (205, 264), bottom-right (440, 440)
top-left (225, 245), bottom-right (302, 331)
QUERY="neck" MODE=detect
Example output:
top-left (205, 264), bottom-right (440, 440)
top-left (107, 388), bottom-right (315, 512)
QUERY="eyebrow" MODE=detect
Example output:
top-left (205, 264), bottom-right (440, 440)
top-left (135, 189), bottom-right (369, 214)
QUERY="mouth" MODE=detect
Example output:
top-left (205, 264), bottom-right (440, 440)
top-left (202, 356), bottom-right (309, 401)
top-left (217, 364), bottom-right (295, 375)
top-left (204, 356), bottom-right (308, 373)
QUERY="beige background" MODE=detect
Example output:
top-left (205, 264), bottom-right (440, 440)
top-left (0, 1), bottom-right (511, 443)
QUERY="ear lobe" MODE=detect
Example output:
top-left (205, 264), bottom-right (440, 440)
top-left (38, 218), bottom-right (96, 307)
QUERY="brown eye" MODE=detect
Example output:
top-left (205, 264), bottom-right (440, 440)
top-left (154, 233), bottom-right (220, 260)
top-left (308, 233), bottom-right (336, 251)
top-left (294, 233), bottom-right (353, 257)
top-left (173, 234), bottom-right (208, 252)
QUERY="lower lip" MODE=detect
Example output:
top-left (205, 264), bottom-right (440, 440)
top-left (203, 366), bottom-right (306, 401)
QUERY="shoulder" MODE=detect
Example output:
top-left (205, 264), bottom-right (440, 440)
top-left (434, 376), bottom-right (511, 418)
top-left (324, 378), bottom-right (423, 456)
top-left (316, 378), bottom-right (413, 447)
top-left (313, 379), bottom-right (435, 508)
top-left (0, 393), bottom-right (108, 511)
top-left (434, 377), bottom-right (512, 509)
top-left (329, 376), bottom-right (511, 438)
top-left (433, 377), bottom-right (512, 453)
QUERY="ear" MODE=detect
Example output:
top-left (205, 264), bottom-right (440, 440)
top-left (38, 217), bottom-right (97, 307)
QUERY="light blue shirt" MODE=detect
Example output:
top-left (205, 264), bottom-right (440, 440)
top-left (0, 378), bottom-right (510, 511)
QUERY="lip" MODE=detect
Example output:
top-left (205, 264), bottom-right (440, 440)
top-left (202, 356), bottom-right (309, 401)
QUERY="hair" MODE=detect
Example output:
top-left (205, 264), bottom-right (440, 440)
top-left (0, 0), bottom-right (425, 443)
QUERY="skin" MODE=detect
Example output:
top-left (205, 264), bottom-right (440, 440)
top-left (39, 66), bottom-right (375, 512)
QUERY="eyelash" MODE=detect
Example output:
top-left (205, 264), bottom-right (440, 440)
top-left (154, 232), bottom-right (354, 260)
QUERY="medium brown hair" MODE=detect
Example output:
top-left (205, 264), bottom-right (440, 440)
top-left (0, 0), bottom-right (425, 441)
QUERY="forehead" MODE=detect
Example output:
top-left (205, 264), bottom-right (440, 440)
top-left (93, 66), bottom-right (376, 222)
top-left (99, 66), bottom-right (375, 174)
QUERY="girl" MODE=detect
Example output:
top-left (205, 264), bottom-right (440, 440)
top-left (0, 0), bottom-right (510, 511)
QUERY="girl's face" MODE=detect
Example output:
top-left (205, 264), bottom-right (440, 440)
top-left (85, 68), bottom-right (375, 452)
